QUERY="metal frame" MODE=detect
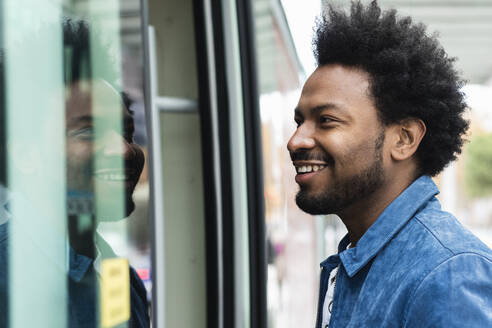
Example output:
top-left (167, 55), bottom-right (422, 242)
top-left (155, 96), bottom-right (198, 113)
top-left (192, 0), bottom-right (223, 326)
top-left (220, 0), bottom-right (252, 325)
top-left (141, 0), bottom-right (266, 326)
top-left (140, 0), bottom-right (166, 326)
top-left (193, 0), bottom-right (238, 325)
top-left (235, 0), bottom-right (268, 327)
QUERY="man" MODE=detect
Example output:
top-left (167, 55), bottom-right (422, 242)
top-left (287, 1), bottom-right (492, 327)
top-left (63, 19), bottom-right (149, 328)
top-left (64, 78), bottom-right (149, 328)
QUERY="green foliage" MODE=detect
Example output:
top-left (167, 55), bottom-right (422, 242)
top-left (465, 133), bottom-right (492, 198)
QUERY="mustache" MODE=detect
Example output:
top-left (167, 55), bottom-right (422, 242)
top-left (289, 149), bottom-right (334, 166)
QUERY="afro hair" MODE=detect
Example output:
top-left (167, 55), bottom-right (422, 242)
top-left (313, 0), bottom-right (469, 176)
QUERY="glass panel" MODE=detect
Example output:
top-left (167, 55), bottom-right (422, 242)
top-left (5, 0), bottom-right (67, 326)
top-left (0, 0), bottom-right (152, 327)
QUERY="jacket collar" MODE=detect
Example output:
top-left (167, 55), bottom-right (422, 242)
top-left (69, 232), bottom-right (117, 282)
top-left (322, 175), bottom-right (439, 277)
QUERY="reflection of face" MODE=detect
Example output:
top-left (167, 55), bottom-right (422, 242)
top-left (287, 64), bottom-right (386, 215)
top-left (65, 80), bottom-right (145, 218)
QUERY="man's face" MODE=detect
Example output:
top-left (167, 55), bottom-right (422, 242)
top-left (65, 80), bottom-right (145, 218)
top-left (287, 64), bottom-right (387, 215)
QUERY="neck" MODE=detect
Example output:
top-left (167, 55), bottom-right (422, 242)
top-left (337, 173), bottom-right (417, 246)
top-left (68, 214), bottom-right (96, 259)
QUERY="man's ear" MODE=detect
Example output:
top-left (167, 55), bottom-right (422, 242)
top-left (389, 118), bottom-right (426, 162)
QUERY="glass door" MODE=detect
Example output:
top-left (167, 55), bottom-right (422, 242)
top-left (0, 0), bottom-right (152, 327)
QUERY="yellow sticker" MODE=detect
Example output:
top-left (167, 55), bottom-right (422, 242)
top-left (100, 258), bottom-right (130, 327)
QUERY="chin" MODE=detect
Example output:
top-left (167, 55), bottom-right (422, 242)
top-left (296, 189), bottom-right (331, 215)
top-left (125, 198), bottom-right (136, 217)
top-left (95, 197), bottom-right (136, 222)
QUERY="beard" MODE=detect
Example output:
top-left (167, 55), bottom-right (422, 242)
top-left (94, 189), bottom-right (137, 221)
top-left (295, 132), bottom-right (385, 215)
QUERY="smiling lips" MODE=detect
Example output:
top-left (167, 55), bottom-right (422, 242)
top-left (293, 162), bottom-right (329, 184)
top-left (93, 169), bottom-right (136, 182)
top-left (296, 164), bottom-right (327, 174)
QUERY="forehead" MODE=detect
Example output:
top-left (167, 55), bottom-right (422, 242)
top-left (297, 64), bottom-right (377, 118)
top-left (65, 80), bottom-right (128, 122)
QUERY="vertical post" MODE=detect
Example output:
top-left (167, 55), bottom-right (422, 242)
top-left (142, 23), bottom-right (167, 328)
top-left (5, 0), bottom-right (67, 326)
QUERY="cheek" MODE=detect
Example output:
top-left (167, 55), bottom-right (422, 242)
top-left (323, 131), bottom-right (360, 162)
top-left (66, 141), bottom-right (93, 169)
top-left (319, 129), bottom-right (346, 151)
top-left (333, 137), bottom-right (377, 171)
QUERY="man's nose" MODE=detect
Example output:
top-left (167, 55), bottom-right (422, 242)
top-left (287, 123), bottom-right (316, 153)
top-left (101, 130), bottom-right (134, 159)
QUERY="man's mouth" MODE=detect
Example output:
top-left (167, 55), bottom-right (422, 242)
top-left (93, 169), bottom-right (136, 182)
top-left (295, 164), bottom-right (327, 174)
top-left (293, 162), bottom-right (329, 184)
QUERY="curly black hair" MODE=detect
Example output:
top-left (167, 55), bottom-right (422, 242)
top-left (313, 1), bottom-right (469, 176)
top-left (63, 18), bottom-right (118, 87)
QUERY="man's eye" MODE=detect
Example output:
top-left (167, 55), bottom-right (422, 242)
top-left (68, 127), bottom-right (94, 139)
top-left (320, 116), bottom-right (335, 124)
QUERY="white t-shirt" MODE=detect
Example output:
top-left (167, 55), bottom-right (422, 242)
top-left (321, 265), bottom-right (339, 327)
top-left (322, 244), bottom-right (352, 327)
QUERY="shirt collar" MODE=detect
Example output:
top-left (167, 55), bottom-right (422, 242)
top-left (93, 231), bottom-right (117, 274)
top-left (69, 247), bottom-right (94, 282)
top-left (69, 232), bottom-right (117, 281)
top-left (322, 175), bottom-right (439, 277)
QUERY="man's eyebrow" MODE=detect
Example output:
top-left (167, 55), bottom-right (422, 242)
top-left (295, 103), bottom-right (347, 116)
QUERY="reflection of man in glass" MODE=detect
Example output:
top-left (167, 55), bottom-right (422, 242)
top-left (65, 79), bottom-right (148, 327)
top-left (63, 19), bottom-right (149, 327)
top-left (65, 79), bottom-right (145, 219)
top-left (0, 19), bottom-right (150, 327)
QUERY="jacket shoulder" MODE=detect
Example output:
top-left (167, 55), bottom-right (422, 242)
top-left (411, 202), bottom-right (492, 260)
top-left (403, 253), bottom-right (492, 327)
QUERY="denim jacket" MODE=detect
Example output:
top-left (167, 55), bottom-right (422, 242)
top-left (316, 176), bottom-right (492, 328)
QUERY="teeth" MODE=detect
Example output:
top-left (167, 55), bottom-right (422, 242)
top-left (96, 173), bottom-right (127, 181)
top-left (296, 164), bottom-right (326, 174)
